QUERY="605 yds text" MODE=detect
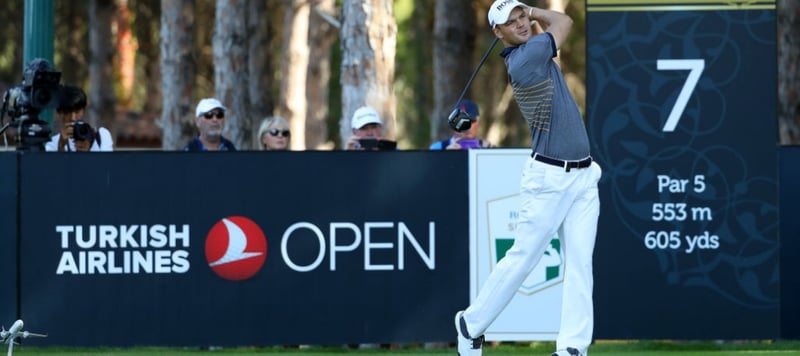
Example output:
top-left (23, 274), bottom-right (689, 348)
top-left (644, 230), bottom-right (720, 254)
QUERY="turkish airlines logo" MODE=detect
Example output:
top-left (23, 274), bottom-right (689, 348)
top-left (205, 216), bottom-right (267, 281)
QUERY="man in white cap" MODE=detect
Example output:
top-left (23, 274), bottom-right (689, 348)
top-left (453, 1), bottom-right (600, 356)
top-left (183, 98), bottom-right (237, 151)
top-left (346, 106), bottom-right (389, 150)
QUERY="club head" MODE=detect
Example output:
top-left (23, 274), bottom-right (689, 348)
top-left (448, 108), bottom-right (472, 132)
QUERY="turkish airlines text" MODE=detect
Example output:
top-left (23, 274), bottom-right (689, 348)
top-left (55, 224), bottom-right (190, 275)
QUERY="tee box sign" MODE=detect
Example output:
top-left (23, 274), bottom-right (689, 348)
top-left (586, 0), bottom-right (778, 338)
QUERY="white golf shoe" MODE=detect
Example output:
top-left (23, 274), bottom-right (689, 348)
top-left (454, 311), bottom-right (483, 355)
top-left (551, 347), bottom-right (583, 356)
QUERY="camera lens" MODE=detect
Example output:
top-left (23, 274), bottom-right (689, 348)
top-left (73, 121), bottom-right (92, 141)
top-left (33, 89), bottom-right (52, 108)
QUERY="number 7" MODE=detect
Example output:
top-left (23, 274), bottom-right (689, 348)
top-left (657, 59), bottom-right (705, 132)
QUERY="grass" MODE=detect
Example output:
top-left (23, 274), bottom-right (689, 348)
top-left (10, 340), bottom-right (800, 355)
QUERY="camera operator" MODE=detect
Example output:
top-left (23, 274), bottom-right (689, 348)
top-left (45, 85), bottom-right (113, 152)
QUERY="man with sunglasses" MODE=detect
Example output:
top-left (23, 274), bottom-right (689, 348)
top-left (183, 98), bottom-right (237, 151)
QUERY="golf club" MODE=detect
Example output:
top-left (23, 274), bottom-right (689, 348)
top-left (447, 37), bottom-right (500, 132)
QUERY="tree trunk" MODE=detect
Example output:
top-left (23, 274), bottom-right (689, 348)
top-left (402, 0), bottom-right (434, 148)
top-left (115, 0), bottom-right (136, 109)
top-left (431, 0), bottom-right (475, 142)
top-left (131, 0), bottom-right (162, 120)
top-left (340, 0), bottom-right (397, 146)
top-left (194, 1), bottom-right (216, 98)
top-left (55, 1), bottom-right (88, 86)
top-left (248, 0), bottom-right (274, 142)
top-left (214, 0), bottom-right (252, 149)
top-left (779, 0), bottom-right (800, 144)
top-left (88, 0), bottom-right (118, 135)
top-left (159, 0), bottom-right (196, 150)
top-left (306, 0), bottom-right (338, 149)
top-left (278, 0), bottom-right (311, 150)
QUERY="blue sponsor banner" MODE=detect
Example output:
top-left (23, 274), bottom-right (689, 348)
top-left (780, 146), bottom-right (800, 339)
top-left (0, 153), bottom-right (18, 324)
top-left (19, 151), bottom-right (469, 346)
top-left (587, 1), bottom-right (778, 338)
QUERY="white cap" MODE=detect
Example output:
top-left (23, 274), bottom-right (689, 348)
top-left (488, 0), bottom-right (527, 27)
top-left (195, 98), bottom-right (226, 117)
top-left (351, 106), bottom-right (383, 129)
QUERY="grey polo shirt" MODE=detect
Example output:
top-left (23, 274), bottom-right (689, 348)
top-left (501, 32), bottom-right (590, 161)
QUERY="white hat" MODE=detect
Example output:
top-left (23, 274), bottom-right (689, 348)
top-left (195, 98), bottom-right (226, 117)
top-left (488, 0), bottom-right (526, 27)
top-left (351, 106), bottom-right (383, 129)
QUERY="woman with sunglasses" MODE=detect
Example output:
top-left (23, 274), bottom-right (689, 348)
top-left (256, 116), bottom-right (291, 150)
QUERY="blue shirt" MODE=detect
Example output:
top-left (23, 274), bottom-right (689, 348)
top-left (182, 136), bottom-right (237, 151)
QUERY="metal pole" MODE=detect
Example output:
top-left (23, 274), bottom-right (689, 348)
top-left (23, 0), bottom-right (55, 126)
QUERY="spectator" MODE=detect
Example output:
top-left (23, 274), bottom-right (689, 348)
top-left (257, 116), bottom-right (291, 150)
top-left (345, 106), bottom-right (395, 150)
top-left (183, 98), bottom-right (237, 151)
top-left (45, 85), bottom-right (113, 152)
top-left (430, 99), bottom-right (493, 150)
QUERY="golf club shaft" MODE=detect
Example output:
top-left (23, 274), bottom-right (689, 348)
top-left (452, 37), bottom-right (500, 110)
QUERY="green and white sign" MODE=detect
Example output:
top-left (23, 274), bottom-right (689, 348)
top-left (469, 149), bottom-right (562, 341)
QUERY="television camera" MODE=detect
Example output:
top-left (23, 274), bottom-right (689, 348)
top-left (0, 58), bottom-right (62, 151)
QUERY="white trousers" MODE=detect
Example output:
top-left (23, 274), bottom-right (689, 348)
top-left (463, 157), bottom-right (601, 355)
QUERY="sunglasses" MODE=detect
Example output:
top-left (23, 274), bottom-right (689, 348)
top-left (202, 110), bottom-right (225, 119)
top-left (268, 129), bottom-right (291, 137)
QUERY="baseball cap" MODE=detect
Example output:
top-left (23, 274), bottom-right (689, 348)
top-left (351, 106), bottom-right (383, 129)
top-left (195, 98), bottom-right (226, 117)
top-left (488, 0), bottom-right (527, 27)
top-left (456, 99), bottom-right (480, 121)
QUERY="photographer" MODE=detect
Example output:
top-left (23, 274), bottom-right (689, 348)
top-left (345, 106), bottom-right (396, 151)
top-left (45, 85), bottom-right (113, 152)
